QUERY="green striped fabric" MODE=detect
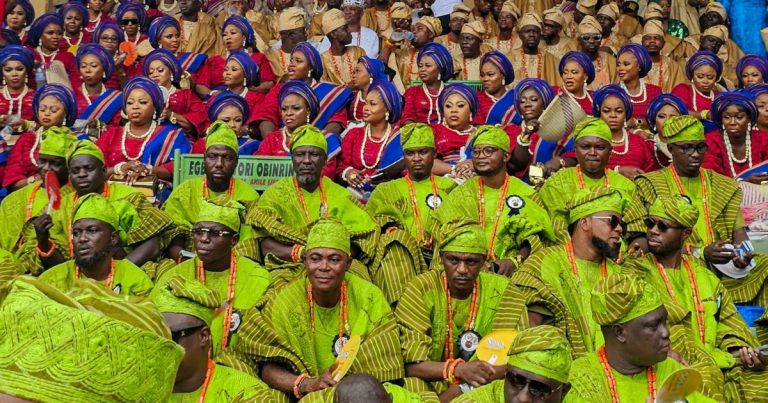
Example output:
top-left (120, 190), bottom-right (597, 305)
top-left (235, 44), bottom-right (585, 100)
top-left (369, 228), bottom-right (428, 304)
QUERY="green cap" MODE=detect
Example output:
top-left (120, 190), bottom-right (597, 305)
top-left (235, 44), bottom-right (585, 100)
top-left (290, 125), bottom-right (327, 153)
top-left (567, 186), bottom-right (626, 224)
top-left (649, 195), bottom-right (699, 229)
top-left (507, 326), bottom-right (572, 384)
top-left (197, 197), bottom-right (245, 232)
top-left (573, 117), bottom-right (612, 144)
top-left (67, 140), bottom-right (104, 163)
top-left (591, 273), bottom-right (664, 325)
top-left (662, 115), bottom-right (704, 143)
top-left (205, 120), bottom-right (240, 153)
top-left (72, 193), bottom-right (120, 230)
top-left (471, 125), bottom-right (510, 152)
top-left (151, 275), bottom-right (221, 326)
top-left (39, 127), bottom-right (77, 158)
top-left (439, 220), bottom-right (487, 256)
top-left (400, 123), bottom-right (435, 150)
top-left (305, 217), bottom-right (351, 254)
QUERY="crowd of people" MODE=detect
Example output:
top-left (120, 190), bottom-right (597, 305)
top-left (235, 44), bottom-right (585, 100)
top-left (0, 0), bottom-right (767, 401)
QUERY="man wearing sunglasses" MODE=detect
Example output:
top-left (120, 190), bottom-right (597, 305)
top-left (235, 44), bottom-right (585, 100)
top-left (432, 125), bottom-right (556, 277)
top-left (577, 15), bottom-right (616, 89)
top-left (624, 195), bottom-right (768, 402)
top-left (566, 274), bottom-right (714, 403)
top-left (498, 186), bottom-right (625, 355)
top-left (454, 326), bottom-right (572, 403)
top-left (152, 276), bottom-right (274, 401)
top-left (540, 117), bottom-right (636, 243)
top-left (153, 198), bottom-right (271, 365)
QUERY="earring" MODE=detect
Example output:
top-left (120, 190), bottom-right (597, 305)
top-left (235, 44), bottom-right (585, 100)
top-left (103, 72), bottom-right (107, 79)
top-left (722, 124), bottom-right (726, 132)
top-left (121, 110), bottom-right (128, 119)
top-left (308, 69), bottom-right (313, 77)
top-left (437, 73), bottom-right (441, 80)
top-left (385, 112), bottom-right (389, 121)
top-left (243, 40), bottom-right (246, 48)
top-left (369, 78), bottom-right (373, 85)
top-left (306, 114), bottom-right (311, 124)
top-left (243, 77), bottom-right (247, 87)
top-left (469, 113), bottom-right (473, 121)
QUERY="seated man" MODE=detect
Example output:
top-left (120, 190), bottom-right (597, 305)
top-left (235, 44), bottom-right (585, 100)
top-left (153, 199), bottom-right (271, 365)
top-left (501, 186), bottom-right (626, 356)
top-left (232, 218), bottom-right (404, 401)
top-left (454, 21), bottom-right (490, 81)
top-left (540, 117), bottom-right (636, 242)
top-left (152, 275), bottom-right (278, 402)
top-left (624, 195), bottom-right (768, 402)
top-left (366, 123), bottom-right (457, 299)
top-left (432, 126), bottom-right (555, 277)
top-left (565, 274), bottom-right (714, 402)
top-left (0, 127), bottom-right (76, 275)
top-left (454, 326), bottom-right (573, 403)
top-left (397, 221), bottom-right (511, 400)
top-left (164, 122), bottom-right (260, 259)
top-left (0, 277), bottom-right (182, 402)
top-left (60, 140), bottom-right (174, 268)
top-left (39, 194), bottom-right (154, 296)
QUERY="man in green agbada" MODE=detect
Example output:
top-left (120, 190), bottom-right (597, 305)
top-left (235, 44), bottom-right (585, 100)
top-left (496, 186), bottom-right (626, 356)
top-left (164, 121), bottom-right (260, 260)
top-left (0, 276), bottom-right (183, 402)
top-left (231, 218), bottom-right (404, 402)
top-left (152, 275), bottom-right (278, 402)
top-left (38, 193), bottom-right (154, 296)
top-left (54, 140), bottom-right (175, 269)
top-left (0, 127), bottom-right (75, 275)
top-left (152, 198), bottom-right (271, 368)
top-left (396, 220), bottom-right (515, 401)
top-left (565, 274), bottom-right (714, 403)
top-left (623, 195), bottom-right (768, 402)
top-left (365, 123), bottom-right (457, 302)
top-left (454, 326), bottom-right (573, 403)
top-left (431, 125), bottom-right (555, 277)
top-left (539, 117), bottom-right (636, 243)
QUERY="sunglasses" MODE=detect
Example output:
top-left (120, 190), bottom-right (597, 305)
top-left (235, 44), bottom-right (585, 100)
top-left (192, 228), bottom-right (234, 238)
top-left (592, 215), bottom-right (627, 232)
top-left (580, 34), bottom-right (602, 42)
top-left (507, 372), bottom-right (562, 398)
top-left (670, 143), bottom-right (708, 155)
top-left (644, 217), bottom-right (683, 232)
top-left (171, 324), bottom-right (205, 343)
top-left (471, 146), bottom-right (500, 158)
top-left (120, 18), bottom-right (139, 25)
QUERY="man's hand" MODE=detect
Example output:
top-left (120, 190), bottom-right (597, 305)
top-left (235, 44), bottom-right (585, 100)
top-left (494, 259), bottom-right (518, 277)
top-left (303, 364), bottom-right (339, 393)
top-left (454, 361), bottom-right (496, 388)
top-left (733, 347), bottom-right (767, 371)
top-left (32, 214), bottom-right (53, 245)
top-left (703, 240), bottom-right (736, 265)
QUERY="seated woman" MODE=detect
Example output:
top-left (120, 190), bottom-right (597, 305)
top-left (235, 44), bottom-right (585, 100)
top-left (748, 84), bottom-right (768, 132)
top-left (616, 43), bottom-right (662, 129)
top-left (192, 91), bottom-right (259, 154)
top-left (73, 43), bottom-right (121, 140)
top-left (4, 0), bottom-right (34, 43)
top-left (147, 16), bottom-right (207, 86)
top-left (3, 83), bottom-right (77, 191)
top-left (84, 0), bottom-right (110, 36)
top-left (553, 51), bottom-right (593, 115)
top-left (736, 54), bottom-right (768, 88)
top-left (215, 49), bottom-right (264, 126)
top-left (338, 79), bottom-right (402, 190)
top-left (347, 56), bottom-right (387, 123)
top-left (95, 77), bottom-right (190, 184)
top-left (256, 80), bottom-right (339, 178)
top-left (92, 21), bottom-right (140, 90)
top-left (671, 50), bottom-right (722, 127)
top-left (400, 42), bottom-right (452, 126)
top-left (430, 83), bottom-right (477, 180)
top-left (477, 50), bottom-right (515, 124)
top-left (0, 45), bottom-right (35, 124)
top-left (196, 15), bottom-right (276, 98)
top-left (704, 92), bottom-right (768, 182)
top-left (25, 13), bottom-right (79, 89)
top-left (645, 93), bottom-right (689, 169)
top-left (57, 2), bottom-right (90, 54)
top-left (115, 3), bottom-right (148, 50)
top-left (252, 41), bottom-right (351, 138)
top-left (143, 48), bottom-right (206, 137)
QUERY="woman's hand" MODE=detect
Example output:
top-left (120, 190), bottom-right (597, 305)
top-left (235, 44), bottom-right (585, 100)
top-left (522, 119), bottom-right (540, 135)
top-left (114, 53), bottom-right (127, 68)
top-left (158, 107), bottom-right (171, 121)
top-left (744, 173), bottom-right (768, 184)
top-left (344, 168), bottom-right (367, 188)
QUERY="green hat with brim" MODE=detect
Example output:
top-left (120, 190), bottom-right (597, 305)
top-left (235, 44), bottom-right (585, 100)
top-left (438, 220), bottom-right (487, 256)
top-left (400, 123), bottom-right (435, 150)
top-left (290, 125), bottom-right (327, 153)
top-left (205, 120), bottom-right (240, 154)
top-left (196, 197), bottom-right (245, 232)
top-left (507, 325), bottom-right (572, 384)
top-left (72, 193), bottom-right (120, 231)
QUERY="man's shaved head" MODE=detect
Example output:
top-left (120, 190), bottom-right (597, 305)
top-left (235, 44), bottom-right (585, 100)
top-left (333, 374), bottom-right (391, 403)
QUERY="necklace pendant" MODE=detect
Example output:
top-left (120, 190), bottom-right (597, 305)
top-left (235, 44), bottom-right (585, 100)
top-left (332, 333), bottom-right (350, 357)
top-left (456, 329), bottom-right (481, 361)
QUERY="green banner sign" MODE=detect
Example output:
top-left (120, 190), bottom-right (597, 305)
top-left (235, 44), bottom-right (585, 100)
top-left (173, 151), bottom-right (294, 191)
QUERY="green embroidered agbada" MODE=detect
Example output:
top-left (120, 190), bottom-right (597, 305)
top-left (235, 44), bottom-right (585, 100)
top-left (0, 182), bottom-right (72, 275)
top-left (452, 379), bottom-right (505, 402)
top-left (231, 273), bottom-right (404, 401)
top-left (539, 168), bottom-right (636, 243)
top-left (431, 176), bottom-right (554, 261)
top-left (170, 364), bottom-right (274, 403)
top-left (37, 259), bottom-right (154, 296)
top-left (396, 270), bottom-right (510, 395)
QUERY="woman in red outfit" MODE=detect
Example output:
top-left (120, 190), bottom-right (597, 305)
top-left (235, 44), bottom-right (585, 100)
top-left (616, 43), bottom-right (662, 130)
top-left (115, 3), bottom-right (149, 50)
top-left (476, 50), bottom-right (515, 124)
top-left (84, 0), bottom-right (111, 36)
top-left (5, 0), bottom-right (34, 43)
top-left (347, 56), bottom-right (387, 124)
top-left (212, 50), bottom-right (265, 127)
top-left (26, 13), bottom-right (80, 90)
top-left (3, 84), bottom-right (77, 191)
top-left (555, 51), bottom-right (595, 115)
top-left (192, 92), bottom-right (259, 154)
top-left (430, 83), bottom-right (477, 180)
top-left (58, 2), bottom-right (91, 54)
top-left (644, 93), bottom-right (689, 168)
top-left (339, 79), bottom-right (402, 188)
top-left (671, 50), bottom-right (722, 122)
top-left (400, 42), bottom-right (453, 125)
top-left (704, 92), bottom-right (768, 183)
top-left (92, 21), bottom-right (140, 90)
top-left (196, 15), bottom-right (276, 98)
top-left (73, 43), bottom-right (121, 139)
top-left (144, 48), bottom-right (206, 137)
top-left (0, 45), bottom-right (35, 123)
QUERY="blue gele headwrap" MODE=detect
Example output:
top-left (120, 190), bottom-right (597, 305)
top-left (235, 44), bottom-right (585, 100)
top-left (685, 50), bottom-right (723, 81)
top-left (438, 82), bottom-right (479, 118)
top-left (148, 15), bottom-right (180, 49)
top-left (0, 44), bottom-right (34, 72)
top-left (418, 42), bottom-right (454, 83)
top-left (122, 77), bottom-right (165, 120)
top-left (559, 51), bottom-right (596, 85)
top-left (736, 55), bottom-right (768, 88)
top-left (645, 93), bottom-right (689, 133)
top-left (92, 21), bottom-right (125, 45)
top-left (143, 48), bottom-right (182, 86)
top-left (618, 43), bottom-right (652, 78)
top-left (278, 79), bottom-right (320, 122)
top-left (223, 15), bottom-right (256, 48)
top-left (57, 2), bottom-right (88, 29)
top-left (357, 56), bottom-right (387, 81)
top-left (514, 78), bottom-right (555, 111)
top-left (26, 12), bottom-right (62, 47)
top-left (292, 41), bottom-right (323, 82)
top-left (76, 43), bottom-right (116, 83)
top-left (710, 92), bottom-right (758, 126)
top-left (33, 83), bottom-right (78, 126)
top-left (227, 49), bottom-right (260, 87)
top-left (206, 91), bottom-right (250, 122)
top-left (368, 79), bottom-right (403, 123)
top-left (592, 84), bottom-right (633, 118)
top-left (480, 50), bottom-right (514, 85)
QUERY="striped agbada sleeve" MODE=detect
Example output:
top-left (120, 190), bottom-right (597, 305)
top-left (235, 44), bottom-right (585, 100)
top-left (395, 271), bottom-right (444, 365)
top-left (370, 228), bottom-right (428, 304)
top-left (119, 191), bottom-right (175, 247)
top-left (721, 254), bottom-right (768, 307)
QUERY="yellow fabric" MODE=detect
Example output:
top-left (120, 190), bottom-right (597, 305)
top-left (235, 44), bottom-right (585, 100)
top-left (578, 15), bottom-right (602, 35)
top-left (543, 7), bottom-right (565, 26)
top-left (573, 117), bottom-right (612, 143)
top-left (703, 2), bottom-right (727, 20)
top-left (461, 20), bottom-right (486, 38)
top-left (67, 140), bottom-right (104, 163)
top-left (391, 2), bottom-right (411, 19)
top-left (507, 325), bottom-right (572, 383)
top-left (439, 221), bottom-right (486, 255)
top-left (416, 16), bottom-right (442, 36)
top-left (501, 0), bottom-right (521, 19)
top-left (703, 25), bottom-right (728, 42)
top-left (400, 123), bottom-right (435, 150)
top-left (517, 12), bottom-right (542, 29)
top-left (567, 186), bottom-right (626, 224)
top-left (471, 125), bottom-right (510, 152)
top-left (322, 8), bottom-right (345, 35)
top-left (596, 3), bottom-right (619, 21)
top-left (648, 195), bottom-right (699, 229)
top-left (40, 127), bottom-right (77, 158)
top-left (576, 0), bottom-right (598, 15)
top-left (305, 217), bottom-right (351, 254)
top-left (205, 121), bottom-right (239, 153)
top-left (450, 4), bottom-right (472, 21)
top-left (278, 7), bottom-right (305, 31)
top-left (644, 3), bottom-right (663, 19)
top-left (643, 20), bottom-right (665, 37)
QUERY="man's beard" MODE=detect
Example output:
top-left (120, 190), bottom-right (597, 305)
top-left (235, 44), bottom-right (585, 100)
top-left (75, 248), bottom-right (111, 269)
top-left (297, 172), bottom-right (320, 187)
top-left (591, 236), bottom-right (620, 260)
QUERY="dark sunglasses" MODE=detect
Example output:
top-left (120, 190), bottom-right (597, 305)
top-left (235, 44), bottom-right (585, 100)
top-left (592, 215), bottom-right (627, 232)
top-left (580, 34), bottom-right (602, 42)
top-left (171, 324), bottom-right (205, 343)
top-left (192, 227), bottom-right (234, 238)
top-left (120, 18), bottom-right (139, 25)
top-left (507, 372), bottom-right (562, 398)
top-left (644, 217), bottom-right (683, 232)
top-left (670, 143), bottom-right (708, 155)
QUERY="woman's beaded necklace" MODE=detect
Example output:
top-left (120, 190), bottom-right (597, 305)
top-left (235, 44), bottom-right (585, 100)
top-left (120, 121), bottom-right (157, 161)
